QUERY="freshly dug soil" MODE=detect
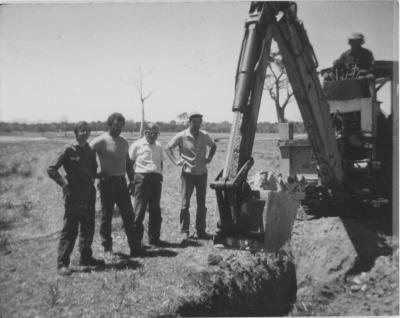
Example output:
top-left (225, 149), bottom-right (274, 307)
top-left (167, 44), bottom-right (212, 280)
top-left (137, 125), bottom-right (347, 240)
top-left (157, 215), bottom-right (398, 317)
top-left (156, 173), bottom-right (301, 317)
top-left (290, 215), bottom-right (398, 316)
top-left (158, 250), bottom-right (297, 317)
top-left (292, 216), bottom-right (393, 284)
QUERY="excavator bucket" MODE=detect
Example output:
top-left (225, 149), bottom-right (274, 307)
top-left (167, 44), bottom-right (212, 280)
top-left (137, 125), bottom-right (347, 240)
top-left (213, 172), bottom-right (303, 253)
top-left (240, 190), bottom-right (299, 253)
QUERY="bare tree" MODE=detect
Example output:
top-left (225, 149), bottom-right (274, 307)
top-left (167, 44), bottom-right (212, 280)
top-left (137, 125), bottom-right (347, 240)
top-left (264, 50), bottom-right (294, 123)
top-left (177, 112), bottom-right (189, 124)
top-left (135, 68), bottom-right (153, 137)
top-left (123, 68), bottom-right (153, 137)
top-left (59, 114), bottom-right (69, 137)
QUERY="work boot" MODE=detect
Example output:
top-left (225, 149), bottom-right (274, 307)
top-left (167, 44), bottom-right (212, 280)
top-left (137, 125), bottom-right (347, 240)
top-left (79, 257), bottom-right (105, 267)
top-left (212, 231), bottom-right (225, 248)
top-left (58, 266), bottom-right (72, 276)
top-left (130, 247), bottom-right (145, 258)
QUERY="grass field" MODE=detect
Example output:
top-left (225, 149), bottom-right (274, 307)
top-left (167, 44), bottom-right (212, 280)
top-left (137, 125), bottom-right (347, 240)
top-left (0, 131), bottom-right (282, 317)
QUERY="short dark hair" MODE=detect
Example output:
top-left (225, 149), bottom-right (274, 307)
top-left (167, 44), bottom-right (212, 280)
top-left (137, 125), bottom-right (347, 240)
top-left (74, 121), bottom-right (90, 136)
top-left (144, 122), bottom-right (159, 133)
top-left (107, 112), bottom-right (125, 127)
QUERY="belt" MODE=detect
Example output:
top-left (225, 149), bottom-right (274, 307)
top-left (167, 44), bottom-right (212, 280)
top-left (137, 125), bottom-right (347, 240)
top-left (100, 175), bottom-right (125, 181)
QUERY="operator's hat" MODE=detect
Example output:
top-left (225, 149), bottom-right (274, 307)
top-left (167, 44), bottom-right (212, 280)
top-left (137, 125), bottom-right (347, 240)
top-left (188, 111), bottom-right (203, 120)
top-left (348, 32), bottom-right (365, 44)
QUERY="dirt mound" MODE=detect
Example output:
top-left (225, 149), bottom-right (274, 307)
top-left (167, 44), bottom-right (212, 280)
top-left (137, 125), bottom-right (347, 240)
top-left (290, 216), bottom-right (398, 316)
top-left (292, 216), bottom-right (392, 284)
top-left (158, 251), bottom-right (297, 317)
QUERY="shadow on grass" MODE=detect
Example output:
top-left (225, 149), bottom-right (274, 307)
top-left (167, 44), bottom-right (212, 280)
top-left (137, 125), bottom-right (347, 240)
top-left (69, 259), bottom-right (142, 273)
top-left (141, 249), bottom-right (179, 257)
top-left (115, 249), bottom-right (179, 259)
top-left (145, 239), bottom-right (202, 249)
top-left (93, 258), bottom-right (142, 272)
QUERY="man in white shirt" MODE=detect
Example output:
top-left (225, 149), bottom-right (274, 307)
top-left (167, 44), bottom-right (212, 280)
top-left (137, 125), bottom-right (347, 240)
top-left (129, 123), bottom-right (164, 248)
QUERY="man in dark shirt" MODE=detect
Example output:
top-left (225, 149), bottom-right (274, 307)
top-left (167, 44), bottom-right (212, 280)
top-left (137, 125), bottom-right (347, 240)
top-left (48, 121), bottom-right (102, 276)
top-left (332, 32), bottom-right (374, 79)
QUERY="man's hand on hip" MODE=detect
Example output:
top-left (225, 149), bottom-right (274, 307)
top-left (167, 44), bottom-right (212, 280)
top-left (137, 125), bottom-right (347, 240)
top-left (176, 158), bottom-right (184, 166)
top-left (62, 184), bottom-right (70, 199)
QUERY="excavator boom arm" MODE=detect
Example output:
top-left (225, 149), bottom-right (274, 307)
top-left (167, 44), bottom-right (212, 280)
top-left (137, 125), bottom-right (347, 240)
top-left (212, 1), bottom-right (344, 239)
top-left (219, 1), bottom-right (343, 187)
top-left (272, 3), bottom-right (343, 186)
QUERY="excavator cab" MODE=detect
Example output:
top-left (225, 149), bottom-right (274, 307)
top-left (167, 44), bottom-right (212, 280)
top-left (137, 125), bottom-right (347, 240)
top-left (280, 61), bottom-right (396, 207)
top-left (325, 72), bottom-right (382, 191)
top-left (279, 62), bottom-right (396, 218)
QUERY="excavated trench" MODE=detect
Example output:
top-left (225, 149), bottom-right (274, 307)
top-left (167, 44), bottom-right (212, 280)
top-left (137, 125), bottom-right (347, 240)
top-left (159, 249), bottom-right (298, 317)
top-left (158, 174), bottom-right (301, 317)
top-left (157, 215), bottom-right (393, 317)
top-left (156, 172), bottom-right (394, 317)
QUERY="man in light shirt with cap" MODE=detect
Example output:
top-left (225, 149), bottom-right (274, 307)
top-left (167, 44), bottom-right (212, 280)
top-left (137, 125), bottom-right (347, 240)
top-left (129, 123), bottom-right (164, 248)
top-left (165, 111), bottom-right (217, 240)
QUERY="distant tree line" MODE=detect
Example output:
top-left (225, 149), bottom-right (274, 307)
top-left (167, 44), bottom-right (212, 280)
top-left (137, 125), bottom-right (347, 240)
top-left (0, 120), bottom-right (305, 134)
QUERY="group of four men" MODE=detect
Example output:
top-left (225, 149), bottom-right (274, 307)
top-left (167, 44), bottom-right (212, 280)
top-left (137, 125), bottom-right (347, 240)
top-left (48, 111), bottom-right (216, 276)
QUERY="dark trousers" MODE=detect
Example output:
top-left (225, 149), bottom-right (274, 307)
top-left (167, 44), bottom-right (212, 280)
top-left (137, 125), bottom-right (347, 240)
top-left (180, 172), bottom-right (207, 234)
top-left (57, 186), bottom-right (95, 268)
top-left (133, 173), bottom-right (162, 244)
top-left (98, 176), bottom-right (137, 252)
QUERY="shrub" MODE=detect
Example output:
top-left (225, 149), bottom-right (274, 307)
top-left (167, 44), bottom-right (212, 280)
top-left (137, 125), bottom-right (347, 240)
top-left (0, 234), bottom-right (11, 254)
top-left (0, 159), bottom-right (34, 177)
top-left (45, 282), bottom-right (61, 308)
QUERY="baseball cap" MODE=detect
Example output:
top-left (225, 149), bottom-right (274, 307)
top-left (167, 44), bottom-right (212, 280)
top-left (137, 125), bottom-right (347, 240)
top-left (188, 111), bottom-right (203, 120)
top-left (348, 32), bottom-right (365, 44)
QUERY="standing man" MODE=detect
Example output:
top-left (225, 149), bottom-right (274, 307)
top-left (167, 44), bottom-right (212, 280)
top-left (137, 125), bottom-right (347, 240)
top-left (166, 111), bottom-right (217, 240)
top-left (129, 123), bottom-right (164, 248)
top-left (90, 112), bottom-right (139, 262)
top-left (48, 121), bottom-right (102, 276)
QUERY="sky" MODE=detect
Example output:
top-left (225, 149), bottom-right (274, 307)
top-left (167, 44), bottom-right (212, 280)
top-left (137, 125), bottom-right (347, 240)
top-left (0, 0), bottom-right (398, 124)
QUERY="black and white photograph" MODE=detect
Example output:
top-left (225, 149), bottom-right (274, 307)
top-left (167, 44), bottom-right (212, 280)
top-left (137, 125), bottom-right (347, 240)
top-left (0, 1), bottom-right (398, 316)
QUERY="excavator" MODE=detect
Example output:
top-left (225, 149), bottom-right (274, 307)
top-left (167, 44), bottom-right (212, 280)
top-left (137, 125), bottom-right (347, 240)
top-left (210, 1), bottom-right (397, 249)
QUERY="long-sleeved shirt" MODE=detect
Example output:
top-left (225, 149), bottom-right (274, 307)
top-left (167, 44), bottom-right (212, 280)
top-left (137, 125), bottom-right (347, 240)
top-left (47, 142), bottom-right (97, 203)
